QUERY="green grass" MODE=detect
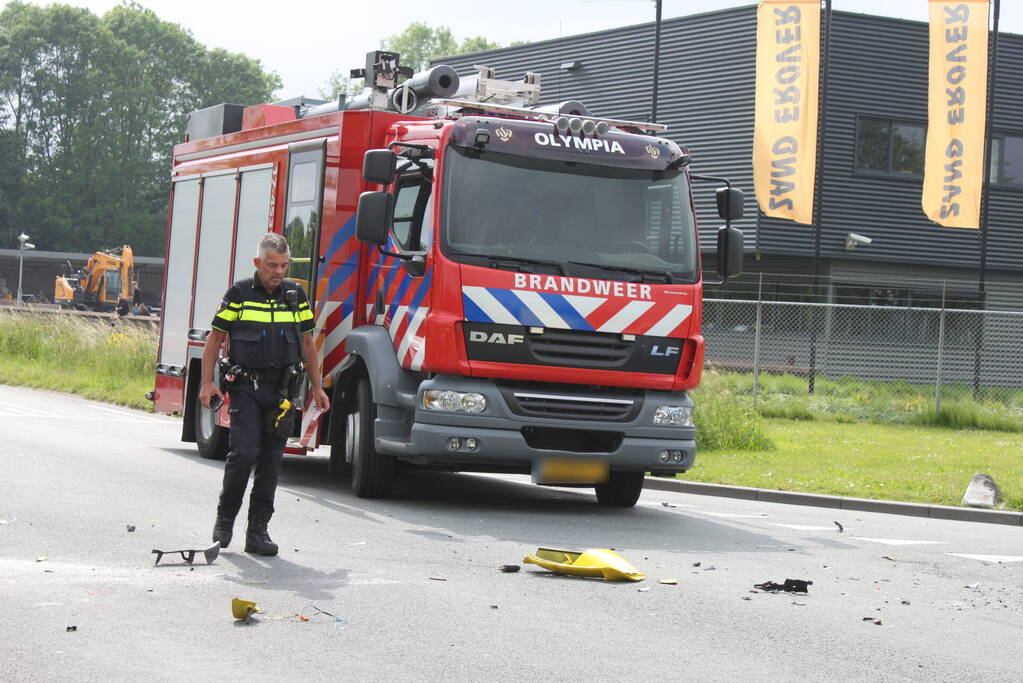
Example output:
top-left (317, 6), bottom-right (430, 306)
top-left (689, 418), bottom-right (1023, 511)
top-left (714, 369), bottom-right (1023, 433)
top-left (0, 311), bottom-right (156, 410)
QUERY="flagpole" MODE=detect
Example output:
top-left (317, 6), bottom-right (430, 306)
top-left (808, 0), bottom-right (831, 395)
top-left (974, 0), bottom-right (1000, 395)
top-left (652, 0), bottom-right (662, 122)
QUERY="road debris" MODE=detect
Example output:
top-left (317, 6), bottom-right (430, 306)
top-left (523, 548), bottom-right (645, 582)
top-left (429, 576), bottom-right (448, 581)
top-left (661, 502), bottom-right (678, 508)
top-left (637, 587), bottom-right (651, 592)
top-left (901, 600), bottom-right (911, 605)
top-left (753, 579), bottom-right (813, 594)
top-left (692, 561), bottom-right (702, 567)
top-left (126, 524), bottom-right (136, 533)
top-left (659, 578), bottom-right (679, 585)
top-left (66, 626), bottom-right (77, 632)
top-left (232, 598), bottom-right (260, 623)
top-left (500, 564), bottom-right (521, 573)
top-left (834, 521), bottom-right (844, 533)
top-left (881, 556), bottom-right (897, 562)
top-left (151, 542), bottom-right (220, 566)
top-left (862, 617), bottom-right (882, 625)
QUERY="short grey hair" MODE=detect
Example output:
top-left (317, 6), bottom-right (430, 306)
top-left (256, 233), bottom-right (290, 259)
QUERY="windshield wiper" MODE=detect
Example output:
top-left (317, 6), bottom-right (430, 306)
top-left (566, 261), bottom-right (673, 283)
top-left (457, 253), bottom-right (564, 275)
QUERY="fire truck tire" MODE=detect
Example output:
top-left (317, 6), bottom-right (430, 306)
top-left (350, 379), bottom-right (395, 498)
top-left (194, 391), bottom-right (229, 460)
top-left (594, 471), bottom-right (644, 507)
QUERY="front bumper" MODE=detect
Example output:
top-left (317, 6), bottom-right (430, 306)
top-left (377, 374), bottom-right (696, 473)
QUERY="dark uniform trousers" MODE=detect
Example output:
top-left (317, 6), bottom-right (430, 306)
top-left (217, 381), bottom-right (288, 521)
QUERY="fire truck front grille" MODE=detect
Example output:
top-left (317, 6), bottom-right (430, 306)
top-left (513, 393), bottom-right (635, 421)
top-left (527, 329), bottom-right (632, 367)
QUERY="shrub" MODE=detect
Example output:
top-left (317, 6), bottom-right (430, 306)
top-left (693, 371), bottom-right (774, 451)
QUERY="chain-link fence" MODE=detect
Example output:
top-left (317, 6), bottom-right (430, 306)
top-left (702, 296), bottom-right (1023, 415)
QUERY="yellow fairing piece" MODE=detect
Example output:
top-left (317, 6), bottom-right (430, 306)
top-left (523, 548), bottom-right (645, 582)
top-left (231, 598), bottom-right (260, 619)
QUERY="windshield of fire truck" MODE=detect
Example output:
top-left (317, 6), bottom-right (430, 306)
top-left (441, 147), bottom-right (698, 282)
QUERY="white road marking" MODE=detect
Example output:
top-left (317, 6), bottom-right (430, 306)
top-left (0, 400), bottom-right (55, 417)
top-left (948, 553), bottom-right (1023, 563)
top-left (770, 524), bottom-right (840, 531)
top-left (854, 537), bottom-right (947, 546)
top-left (84, 404), bottom-right (166, 422)
top-left (696, 512), bottom-right (768, 519)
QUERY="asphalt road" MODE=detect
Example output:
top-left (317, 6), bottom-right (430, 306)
top-left (1, 384), bottom-right (1021, 682)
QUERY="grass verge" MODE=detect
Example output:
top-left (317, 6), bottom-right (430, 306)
top-left (0, 311), bottom-right (156, 410)
top-left (688, 418), bottom-right (1023, 511)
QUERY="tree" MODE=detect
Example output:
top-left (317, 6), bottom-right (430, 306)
top-left (458, 36), bottom-right (500, 54)
top-left (322, 24), bottom-right (508, 97)
top-left (0, 2), bottom-right (280, 256)
top-left (381, 22), bottom-right (458, 72)
top-left (319, 72), bottom-right (364, 101)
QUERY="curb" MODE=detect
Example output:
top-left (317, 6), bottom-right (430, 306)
top-left (644, 478), bottom-right (1023, 527)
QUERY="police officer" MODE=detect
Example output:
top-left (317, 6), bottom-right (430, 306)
top-left (198, 233), bottom-right (330, 556)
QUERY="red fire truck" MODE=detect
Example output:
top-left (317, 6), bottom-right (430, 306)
top-left (149, 52), bottom-right (744, 507)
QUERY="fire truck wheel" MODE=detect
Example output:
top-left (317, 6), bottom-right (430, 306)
top-left (194, 391), bottom-right (229, 460)
top-left (350, 379), bottom-right (395, 498)
top-left (594, 471), bottom-right (644, 507)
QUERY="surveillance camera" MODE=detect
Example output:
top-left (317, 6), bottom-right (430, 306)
top-left (845, 232), bottom-right (872, 249)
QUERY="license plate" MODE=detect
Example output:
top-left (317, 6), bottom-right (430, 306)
top-left (534, 458), bottom-right (609, 484)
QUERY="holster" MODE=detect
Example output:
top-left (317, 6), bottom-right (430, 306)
top-left (262, 397), bottom-right (296, 438)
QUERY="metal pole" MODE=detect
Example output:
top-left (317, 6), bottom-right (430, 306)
top-left (974, 0), bottom-right (999, 397)
top-left (652, 0), bottom-right (662, 122)
top-left (753, 271), bottom-right (763, 408)
top-left (16, 244), bottom-right (24, 306)
top-left (808, 0), bottom-right (832, 394)
top-left (936, 280), bottom-right (946, 412)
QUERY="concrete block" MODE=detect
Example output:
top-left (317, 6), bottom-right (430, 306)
top-left (962, 473), bottom-right (1002, 509)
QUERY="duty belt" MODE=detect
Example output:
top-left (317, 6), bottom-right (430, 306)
top-left (219, 359), bottom-right (303, 391)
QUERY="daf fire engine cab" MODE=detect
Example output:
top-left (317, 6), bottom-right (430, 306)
top-left (149, 52), bottom-right (744, 508)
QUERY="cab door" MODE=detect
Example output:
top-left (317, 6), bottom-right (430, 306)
top-left (283, 140), bottom-right (327, 300)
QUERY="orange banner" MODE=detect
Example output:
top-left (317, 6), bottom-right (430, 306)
top-left (753, 1), bottom-right (821, 225)
top-left (922, 1), bottom-right (990, 228)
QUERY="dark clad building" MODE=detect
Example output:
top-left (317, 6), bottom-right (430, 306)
top-left (437, 6), bottom-right (1023, 309)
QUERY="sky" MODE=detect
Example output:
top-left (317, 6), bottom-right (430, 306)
top-left (11, 0), bottom-right (1023, 100)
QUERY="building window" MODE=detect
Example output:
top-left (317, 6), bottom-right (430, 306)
top-left (855, 117), bottom-right (925, 177)
top-left (990, 134), bottom-right (1023, 187)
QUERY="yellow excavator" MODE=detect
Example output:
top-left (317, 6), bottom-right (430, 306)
top-left (54, 245), bottom-right (134, 312)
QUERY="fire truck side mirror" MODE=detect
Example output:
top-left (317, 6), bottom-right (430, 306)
top-left (716, 225), bottom-right (744, 280)
top-left (363, 149), bottom-right (398, 185)
top-left (356, 191), bottom-right (394, 245)
top-left (716, 186), bottom-right (745, 223)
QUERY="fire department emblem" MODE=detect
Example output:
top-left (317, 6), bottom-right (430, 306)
top-left (495, 126), bottom-right (513, 142)
top-left (645, 144), bottom-right (660, 159)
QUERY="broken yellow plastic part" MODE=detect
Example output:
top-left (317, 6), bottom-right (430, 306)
top-left (232, 598), bottom-right (260, 620)
top-left (523, 548), bottom-right (646, 582)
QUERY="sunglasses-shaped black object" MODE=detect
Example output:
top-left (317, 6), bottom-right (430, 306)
top-left (152, 542), bottom-right (221, 566)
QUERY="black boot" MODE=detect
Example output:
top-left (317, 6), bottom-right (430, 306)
top-left (212, 515), bottom-right (235, 549)
top-left (244, 510), bottom-right (278, 556)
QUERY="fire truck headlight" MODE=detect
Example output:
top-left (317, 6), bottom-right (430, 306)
top-left (461, 393), bottom-right (487, 414)
top-left (653, 405), bottom-right (693, 427)
top-left (423, 390), bottom-right (487, 414)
